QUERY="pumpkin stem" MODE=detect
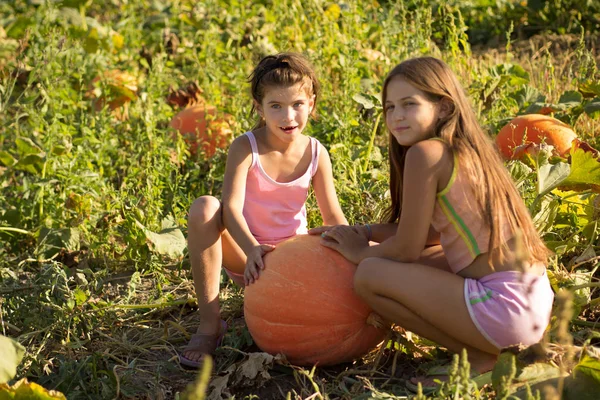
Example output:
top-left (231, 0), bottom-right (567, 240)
top-left (167, 81), bottom-right (205, 109)
top-left (366, 312), bottom-right (388, 329)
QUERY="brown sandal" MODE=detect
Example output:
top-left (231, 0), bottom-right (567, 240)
top-left (179, 320), bottom-right (227, 368)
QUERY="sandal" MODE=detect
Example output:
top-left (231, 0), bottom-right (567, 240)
top-left (179, 319), bottom-right (228, 369)
top-left (406, 364), bottom-right (492, 395)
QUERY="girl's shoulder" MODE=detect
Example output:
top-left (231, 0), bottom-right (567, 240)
top-left (226, 132), bottom-right (254, 164)
top-left (230, 132), bottom-right (253, 150)
top-left (405, 138), bottom-right (451, 167)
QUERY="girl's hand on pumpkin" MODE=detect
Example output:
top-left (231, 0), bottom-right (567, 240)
top-left (244, 244), bottom-right (276, 285)
top-left (320, 225), bottom-right (368, 264)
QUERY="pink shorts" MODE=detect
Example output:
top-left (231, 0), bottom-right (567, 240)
top-left (465, 269), bottom-right (554, 349)
top-left (224, 268), bottom-right (245, 287)
top-left (223, 237), bottom-right (288, 288)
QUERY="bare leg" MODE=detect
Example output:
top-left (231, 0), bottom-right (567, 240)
top-left (354, 257), bottom-right (498, 373)
top-left (183, 196), bottom-right (245, 362)
top-left (419, 245), bottom-right (452, 272)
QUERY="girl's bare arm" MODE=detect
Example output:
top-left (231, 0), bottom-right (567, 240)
top-left (360, 140), bottom-right (449, 262)
top-left (221, 136), bottom-right (259, 255)
top-left (312, 144), bottom-right (348, 226)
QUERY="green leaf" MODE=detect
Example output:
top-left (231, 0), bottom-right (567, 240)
top-left (0, 151), bottom-right (16, 167)
top-left (0, 378), bottom-right (67, 399)
top-left (13, 154), bottom-right (45, 175)
top-left (73, 288), bottom-right (88, 306)
top-left (60, 0), bottom-right (92, 8)
top-left (59, 7), bottom-right (85, 29)
top-left (135, 217), bottom-right (186, 260)
top-left (508, 160), bottom-right (533, 184)
top-left (516, 362), bottom-right (563, 385)
top-left (564, 372), bottom-right (600, 400)
top-left (51, 145), bottom-right (67, 156)
top-left (580, 81), bottom-right (600, 97)
top-left (547, 271), bottom-right (591, 317)
top-left (537, 161), bottom-right (570, 195)
top-left (0, 335), bottom-right (25, 384)
top-left (561, 147), bottom-right (600, 191)
top-left (492, 351), bottom-right (565, 395)
top-left (15, 137), bottom-right (44, 157)
top-left (575, 346), bottom-right (600, 383)
top-left (525, 102), bottom-right (559, 114)
top-left (584, 98), bottom-right (600, 119)
top-left (37, 227), bottom-right (80, 260)
top-left (558, 90), bottom-right (583, 108)
top-left (513, 85), bottom-right (544, 109)
top-left (353, 93), bottom-right (378, 110)
top-left (6, 16), bottom-right (34, 38)
top-left (111, 32), bottom-right (124, 49)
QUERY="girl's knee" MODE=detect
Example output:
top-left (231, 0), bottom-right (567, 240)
top-left (188, 196), bottom-right (221, 225)
top-left (354, 258), bottom-right (380, 297)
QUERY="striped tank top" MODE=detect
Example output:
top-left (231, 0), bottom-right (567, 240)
top-left (430, 142), bottom-right (513, 273)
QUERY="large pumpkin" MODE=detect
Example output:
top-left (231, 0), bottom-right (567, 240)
top-left (244, 235), bottom-right (387, 366)
top-left (169, 105), bottom-right (232, 157)
top-left (496, 114), bottom-right (577, 160)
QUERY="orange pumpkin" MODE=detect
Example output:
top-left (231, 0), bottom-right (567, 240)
top-left (167, 82), bottom-right (232, 157)
top-left (496, 114), bottom-right (577, 160)
top-left (88, 69), bottom-right (138, 112)
top-left (244, 235), bottom-right (387, 366)
top-left (169, 104), bottom-right (232, 157)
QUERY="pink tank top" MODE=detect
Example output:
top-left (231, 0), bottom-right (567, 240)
top-left (242, 131), bottom-right (321, 244)
top-left (430, 147), bottom-right (513, 274)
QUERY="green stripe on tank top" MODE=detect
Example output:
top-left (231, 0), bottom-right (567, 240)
top-left (439, 195), bottom-right (481, 258)
top-left (469, 289), bottom-right (493, 305)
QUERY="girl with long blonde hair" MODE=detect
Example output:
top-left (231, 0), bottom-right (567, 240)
top-left (312, 56), bottom-right (554, 390)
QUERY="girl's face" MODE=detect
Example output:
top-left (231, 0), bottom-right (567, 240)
top-left (256, 83), bottom-right (314, 143)
top-left (384, 76), bottom-right (442, 147)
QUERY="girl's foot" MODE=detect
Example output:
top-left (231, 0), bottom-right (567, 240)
top-left (179, 320), bottom-right (228, 368)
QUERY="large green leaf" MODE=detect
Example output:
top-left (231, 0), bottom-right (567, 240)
top-left (136, 217), bottom-right (186, 260)
top-left (574, 346), bottom-right (600, 383)
top-left (5, 17), bottom-right (34, 39)
top-left (561, 147), bottom-right (600, 191)
top-left (353, 93), bottom-right (379, 110)
top-left (13, 155), bottom-right (45, 175)
top-left (584, 98), bottom-right (600, 119)
top-left (0, 378), bottom-right (66, 399)
top-left (0, 335), bottom-right (25, 384)
top-left (517, 347), bottom-right (600, 399)
top-left (492, 351), bottom-right (564, 395)
top-left (558, 90), bottom-right (583, 108)
top-left (547, 272), bottom-right (592, 317)
top-left (36, 227), bottom-right (80, 260)
top-left (15, 138), bottom-right (44, 157)
top-left (537, 161), bottom-right (570, 195)
top-left (0, 151), bottom-right (16, 167)
top-left (513, 85), bottom-right (545, 109)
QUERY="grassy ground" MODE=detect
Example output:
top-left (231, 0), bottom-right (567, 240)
top-left (1, 1), bottom-right (600, 399)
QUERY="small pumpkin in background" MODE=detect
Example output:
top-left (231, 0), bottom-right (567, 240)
top-left (244, 234), bottom-right (388, 367)
top-left (87, 69), bottom-right (138, 120)
top-left (495, 114), bottom-right (577, 160)
top-left (167, 82), bottom-right (232, 157)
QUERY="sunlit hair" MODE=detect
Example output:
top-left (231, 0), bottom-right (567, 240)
top-left (381, 56), bottom-right (550, 264)
top-left (248, 52), bottom-right (320, 129)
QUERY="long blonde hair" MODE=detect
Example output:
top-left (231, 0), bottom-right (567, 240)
top-left (247, 52), bottom-right (320, 130)
top-left (382, 57), bottom-right (549, 264)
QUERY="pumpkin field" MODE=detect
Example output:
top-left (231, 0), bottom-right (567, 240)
top-left (2, 0), bottom-right (600, 399)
